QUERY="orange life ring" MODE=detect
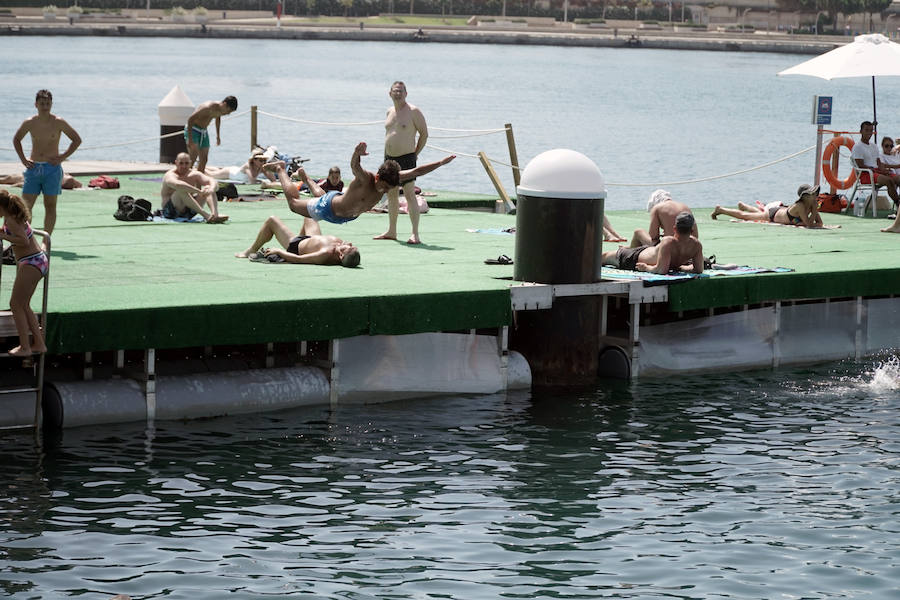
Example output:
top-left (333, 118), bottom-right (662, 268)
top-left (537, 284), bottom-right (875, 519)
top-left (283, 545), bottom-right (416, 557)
top-left (821, 136), bottom-right (856, 190)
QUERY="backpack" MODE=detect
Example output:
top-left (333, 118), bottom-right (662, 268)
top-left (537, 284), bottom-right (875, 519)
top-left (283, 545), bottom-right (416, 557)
top-left (89, 174), bottom-right (120, 189)
top-left (817, 192), bottom-right (847, 213)
top-left (114, 195), bottom-right (153, 221)
top-left (216, 182), bottom-right (238, 202)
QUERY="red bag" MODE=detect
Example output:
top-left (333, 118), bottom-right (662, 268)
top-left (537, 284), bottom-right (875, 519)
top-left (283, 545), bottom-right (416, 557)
top-left (817, 193), bottom-right (846, 213)
top-left (88, 175), bottom-right (120, 189)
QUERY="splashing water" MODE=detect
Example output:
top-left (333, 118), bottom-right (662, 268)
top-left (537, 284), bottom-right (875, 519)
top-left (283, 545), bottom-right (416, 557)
top-left (868, 354), bottom-right (900, 392)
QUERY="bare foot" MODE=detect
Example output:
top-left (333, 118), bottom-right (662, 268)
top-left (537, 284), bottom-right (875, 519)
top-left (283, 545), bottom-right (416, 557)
top-left (880, 225), bottom-right (900, 233)
top-left (737, 201), bottom-right (753, 211)
top-left (711, 206), bottom-right (721, 220)
top-left (207, 215), bottom-right (229, 224)
top-left (235, 250), bottom-right (250, 258)
top-left (8, 345), bottom-right (33, 357)
top-left (32, 342), bottom-right (47, 354)
top-left (373, 232), bottom-right (397, 241)
top-left (407, 234), bottom-right (421, 245)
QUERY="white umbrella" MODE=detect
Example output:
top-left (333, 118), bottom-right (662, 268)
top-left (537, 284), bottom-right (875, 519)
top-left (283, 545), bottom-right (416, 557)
top-left (778, 33), bottom-right (900, 128)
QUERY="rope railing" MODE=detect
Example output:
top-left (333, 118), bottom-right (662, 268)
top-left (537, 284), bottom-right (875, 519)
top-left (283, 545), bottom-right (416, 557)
top-left (0, 109), bottom-right (252, 154)
top-left (606, 145), bottom-right (816, 187)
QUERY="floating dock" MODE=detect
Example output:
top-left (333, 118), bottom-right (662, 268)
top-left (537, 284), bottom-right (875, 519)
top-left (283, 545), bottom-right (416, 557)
top-left (1, 168), bottom-right (898, 429)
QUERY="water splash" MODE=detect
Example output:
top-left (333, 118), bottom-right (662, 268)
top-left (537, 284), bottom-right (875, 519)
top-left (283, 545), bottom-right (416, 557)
top-left (868, 354), bottom-right (900, 392)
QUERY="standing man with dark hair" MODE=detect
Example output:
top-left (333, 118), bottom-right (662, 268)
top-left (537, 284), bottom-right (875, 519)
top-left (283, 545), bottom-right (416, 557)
top-left (185, 95), bottom-right (238, 173)
top-left (375, 81), bottom-right (429, 244)
top-left (12, 89), bottom-right (82, 236)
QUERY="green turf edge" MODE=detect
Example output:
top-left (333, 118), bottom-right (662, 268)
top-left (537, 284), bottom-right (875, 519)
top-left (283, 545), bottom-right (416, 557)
top-left (667, 269), bottom-right (900, 311)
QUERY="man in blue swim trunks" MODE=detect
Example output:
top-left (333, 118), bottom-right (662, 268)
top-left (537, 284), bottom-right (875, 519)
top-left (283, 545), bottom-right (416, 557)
top-left (272, 141), bottom-right (455, 227)
top-left (185, 95), bottom-right (238, 173)
top-left (12, 89), bottom-right (82, 236)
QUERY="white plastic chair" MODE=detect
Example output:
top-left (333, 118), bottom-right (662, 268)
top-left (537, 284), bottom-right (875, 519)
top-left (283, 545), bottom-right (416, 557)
top-left (846, 164), bottom-right (880, 217)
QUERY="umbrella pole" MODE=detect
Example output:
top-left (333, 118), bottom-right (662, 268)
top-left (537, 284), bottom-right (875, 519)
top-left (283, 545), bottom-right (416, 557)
top-left (873, 76), bottom-right (877, 137)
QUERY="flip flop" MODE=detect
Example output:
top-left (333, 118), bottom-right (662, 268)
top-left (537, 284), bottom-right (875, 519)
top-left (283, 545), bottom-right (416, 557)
top-left (484, 254), bottom-right (513, 265)
top-left (248, 250), bottom-right (268, 262)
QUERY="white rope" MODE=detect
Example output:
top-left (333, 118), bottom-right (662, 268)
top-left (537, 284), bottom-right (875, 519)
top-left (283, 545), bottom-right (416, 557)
top-left (257, 109), bottom-right (381, 127)
top-left (425, 143), bottom-right (481, 159)
top-left (606, 145), bottom-right (816, 187)
top-left (0, 110), bottom-right (252, 154)
top-left (430, 126), bottom-right (508, 133)
top-left (430, 131), bottom-right (508, 140)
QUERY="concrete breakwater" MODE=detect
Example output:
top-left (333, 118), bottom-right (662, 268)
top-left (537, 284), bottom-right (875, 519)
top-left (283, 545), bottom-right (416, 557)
top-left (0, 19), bottom-right (841, 55)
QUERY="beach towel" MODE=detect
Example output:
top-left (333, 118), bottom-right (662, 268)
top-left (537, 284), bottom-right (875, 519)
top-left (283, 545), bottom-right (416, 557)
top-left (601, 265), bottom-right (794, 286)
top-left (151, 214), bottom-right (204, 223)
top-left (728, 219), bottom-right (841, 229)
top-left (466, 227), bottom-right (516, 235)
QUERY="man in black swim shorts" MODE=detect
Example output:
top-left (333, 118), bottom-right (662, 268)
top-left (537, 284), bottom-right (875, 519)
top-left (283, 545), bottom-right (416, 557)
top-left (235, 215), bottom-right (360, 267)
top-left (375, 81), bottom-right (429, 245)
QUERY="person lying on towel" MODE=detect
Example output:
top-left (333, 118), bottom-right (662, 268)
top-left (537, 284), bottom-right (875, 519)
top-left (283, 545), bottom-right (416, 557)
top-left (601, 211), bottom-right (704, 274)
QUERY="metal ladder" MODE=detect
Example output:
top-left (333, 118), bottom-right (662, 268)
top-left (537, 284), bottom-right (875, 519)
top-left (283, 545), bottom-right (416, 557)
top-left (0, 230), bottom-right (51, 432)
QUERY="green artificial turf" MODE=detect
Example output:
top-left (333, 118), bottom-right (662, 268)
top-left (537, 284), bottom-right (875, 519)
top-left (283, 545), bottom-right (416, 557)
top-left (3, 174), bottom-right (899, 353)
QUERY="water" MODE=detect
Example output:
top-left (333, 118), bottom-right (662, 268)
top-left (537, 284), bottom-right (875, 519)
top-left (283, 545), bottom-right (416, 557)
top-left (4, 36), bottom-right (900, 207)
top-left (1, 356), bottom-right (899, 598)
top-left (1, 37), bottom-right (899, 598)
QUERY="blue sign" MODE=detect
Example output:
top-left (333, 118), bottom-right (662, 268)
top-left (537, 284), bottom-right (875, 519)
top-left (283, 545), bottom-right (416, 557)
top-left (814, 95), bottom-right (833, 125)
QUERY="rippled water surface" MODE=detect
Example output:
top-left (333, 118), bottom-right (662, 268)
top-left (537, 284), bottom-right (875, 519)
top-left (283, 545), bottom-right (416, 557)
top-left (2, 358), bottom-right (898, 599)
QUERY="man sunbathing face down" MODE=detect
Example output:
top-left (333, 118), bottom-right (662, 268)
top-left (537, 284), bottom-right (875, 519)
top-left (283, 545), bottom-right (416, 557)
top-left (271, 141), bottom-right (455, 226)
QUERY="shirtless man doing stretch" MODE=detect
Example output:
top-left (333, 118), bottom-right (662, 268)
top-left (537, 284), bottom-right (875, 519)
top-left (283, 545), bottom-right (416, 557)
top-left (274, 142), bottom-right (454, 225)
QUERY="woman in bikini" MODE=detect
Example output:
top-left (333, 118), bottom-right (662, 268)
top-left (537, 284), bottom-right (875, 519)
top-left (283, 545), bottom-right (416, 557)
top-left (0, 189), bottom-right (48, 356)
top-left (711, 184), bottom-right (824, 228)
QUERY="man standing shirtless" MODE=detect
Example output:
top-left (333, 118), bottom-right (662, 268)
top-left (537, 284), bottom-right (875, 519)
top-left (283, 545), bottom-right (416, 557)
top-left (185, 95), bottom-right (238, 173)
top-left (603, 212), bottom-right (704, 274)
top-left (12, 89), bottom-right (82, 235)
top-left (630, 189), bottom-right (698, 247)
top-left (236, 215), bottom-right (360, 267)
top-left (375, 81), bottom-right (429, 244)
top-left (274, 141), bottom-right (454, 225)
top-left (160, 153), bottom-right (228, 223)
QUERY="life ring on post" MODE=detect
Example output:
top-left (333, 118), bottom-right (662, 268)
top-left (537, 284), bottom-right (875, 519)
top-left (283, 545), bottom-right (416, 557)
top-left (821, 136), bottom-right (856, 190)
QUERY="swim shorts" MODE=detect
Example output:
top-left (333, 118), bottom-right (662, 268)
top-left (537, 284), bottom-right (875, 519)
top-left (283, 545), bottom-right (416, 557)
top-left (386, 152), bottom-right (417, 185)
top-left (287, 235), bottom-right (311, 255)
top-left (22, 162), bottom-right (63, 196)
top-left (614, 246), bottom-right (648, 271)
top-left (306, 191), bottom-right (354, 225)
top-left (161, 200), bottom-right (197, 220)
top-left (184, 125), bottom-right (211, 149)
top-left (17, 250), bottom-right (49, 277)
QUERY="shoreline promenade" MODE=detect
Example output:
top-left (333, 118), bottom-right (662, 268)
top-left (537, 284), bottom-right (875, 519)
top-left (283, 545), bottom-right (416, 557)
top-left (0, 10), bottom-right (850, 55)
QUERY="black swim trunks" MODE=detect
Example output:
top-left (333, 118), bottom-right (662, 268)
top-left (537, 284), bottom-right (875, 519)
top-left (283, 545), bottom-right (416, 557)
top-left (386, 152), bottom-right (417, 185)
top-left (614, 245), bottom-right (649, 271)
top-left (287, 235), bottom-right (311, 255)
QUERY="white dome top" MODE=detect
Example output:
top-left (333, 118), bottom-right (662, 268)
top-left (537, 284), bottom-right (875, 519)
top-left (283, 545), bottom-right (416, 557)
top-left (158, 85), bottom-right (195, 125)
top-left (516, 149), bottom-right (606, 199)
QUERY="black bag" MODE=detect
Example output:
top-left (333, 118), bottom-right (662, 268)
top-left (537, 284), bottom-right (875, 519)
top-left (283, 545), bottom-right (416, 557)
top-left (216, 183), bottom-right (238, 202)
top-left (114, 195), bottom-right (153, 221)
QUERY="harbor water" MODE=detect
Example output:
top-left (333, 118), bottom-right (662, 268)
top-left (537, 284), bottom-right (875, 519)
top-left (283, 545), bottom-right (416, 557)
top-left (0, 36), bottom-right (899, 598)
top-left (1, 357), bottom-right (899, 598)
top-left (4, 36), bottom-right (900, 207)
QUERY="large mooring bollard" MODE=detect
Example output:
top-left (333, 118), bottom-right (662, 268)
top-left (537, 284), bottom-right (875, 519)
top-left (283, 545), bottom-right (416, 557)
top-left (157, 85), bottom-right (194, 164)
top-left (509, 149), bottom-right (606, 386)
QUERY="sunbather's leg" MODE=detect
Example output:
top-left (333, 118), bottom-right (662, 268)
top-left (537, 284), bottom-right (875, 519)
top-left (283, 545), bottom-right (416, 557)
top-left (630, 228), bottom-right (652, 247)
top-left (711, 205), bottom-right (766, 221)
top-left (300, 217), bottom-right (322, 237)
top-left (236, 216), bottom-right (294, 257)
top-left (171, 189), bottom-right (211, 220)
top-left (881, 210), bottom-right (900, 233)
